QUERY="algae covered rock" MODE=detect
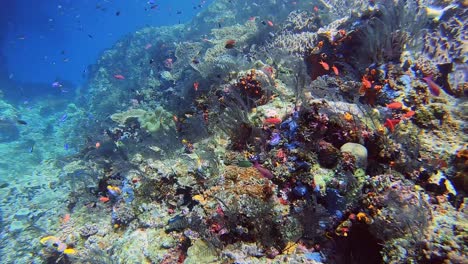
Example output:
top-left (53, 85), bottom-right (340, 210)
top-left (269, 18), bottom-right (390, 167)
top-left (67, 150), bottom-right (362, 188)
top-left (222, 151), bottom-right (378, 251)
top-left (317, 140), bottom-right (340, 168)
top-left (184, 239), bottom-right (218, 264)
top-left (340, 143), bottom-right (368, 169)
top-left (111, 228), bottom-right (170, 263)
top-left (111, 106), bottom-right (175, 134)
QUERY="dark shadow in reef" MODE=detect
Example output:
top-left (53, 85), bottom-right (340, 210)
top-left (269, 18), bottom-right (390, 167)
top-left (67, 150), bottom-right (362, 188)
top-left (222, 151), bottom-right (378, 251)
top-left (332, 223), bottom-right (383, 264)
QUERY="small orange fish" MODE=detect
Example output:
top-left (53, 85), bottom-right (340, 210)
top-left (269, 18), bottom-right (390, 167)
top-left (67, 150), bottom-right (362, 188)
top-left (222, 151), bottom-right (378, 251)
top-left (95, 142), bottom-right (101, 148)
top-left (193, 82), bottom-right (199, 91)
top-left (173, 115), bottom-right (178, 122)
top-left (402, 110), bottom-right (415, 119)
top-left (331, 65), bottom-right (339, 75)
top-left (62, 214), bottom-right (71, 224)
top-left (279, 197), bottom-right (289, 205)
top-left (316, 40), bottom-right (324, 49)
top-left (384, 119), bottom-right (401, 132)
top-left (99, 196), bottom-right (110, 203)
top-left (343, 112), bottom-right (353, 122)
top-left (319, 60), bottom-right (330, 71)
top-left (386, 102), bottom-right (403, 109)
top-left (313, 6), bottom-right (319, 12)
top-left (267, 20), bottom-right (274, 27)
top-left (264, 117), bottom-right (282, 124)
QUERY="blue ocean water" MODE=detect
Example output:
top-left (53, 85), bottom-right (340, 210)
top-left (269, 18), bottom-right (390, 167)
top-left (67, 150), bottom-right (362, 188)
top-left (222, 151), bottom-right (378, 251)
top-left (1, 0), bottom-right (211, 99)
top-left (0, 0), bottom-right (466, 263)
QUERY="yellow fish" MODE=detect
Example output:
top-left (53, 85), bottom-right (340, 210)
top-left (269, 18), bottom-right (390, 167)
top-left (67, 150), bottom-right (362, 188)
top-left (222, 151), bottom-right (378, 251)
top-left (40, 236), bottom-right (59, 245)
top-left (63, 248), bottom-right (77, 255)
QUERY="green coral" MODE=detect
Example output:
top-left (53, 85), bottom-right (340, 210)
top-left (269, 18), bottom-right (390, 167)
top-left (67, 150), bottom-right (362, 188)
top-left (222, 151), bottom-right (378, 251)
top-left (111, 109), bottom-right (147, 124)
top-left (140, 106), bottom-right (175, 133)
top-left (311, 164), bottom-right (335, 195)
top-left (110, 106), bottom-right (175, 134)
top-left (344, 168), bottom-right (367, 202)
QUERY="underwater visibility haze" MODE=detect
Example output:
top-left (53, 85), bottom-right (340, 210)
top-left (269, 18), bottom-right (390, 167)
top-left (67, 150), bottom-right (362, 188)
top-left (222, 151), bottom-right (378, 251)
top-left (0, 0), bottom-right (467, 263)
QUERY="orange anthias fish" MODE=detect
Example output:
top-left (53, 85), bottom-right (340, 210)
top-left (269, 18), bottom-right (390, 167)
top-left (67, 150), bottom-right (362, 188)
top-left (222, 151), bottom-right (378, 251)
top-left (402, 110), bottom-right (415, 119)
top-left (386, 102), bottom-right (403, 109)
top-left (384, 118), bottom-right (401, 132)
top-left (264, 117), bottom-right (282, 125)
top-left (99, 196), bottom-right (110, 203)
top-left (331, 65), bottom-right (339, 76)
top-left (267, 20), bottom-right (274, 27)
top-left (113, 74), bottom-right (125, 80)
top-left (319, 60), bottom-right (330, 71)
top-left (61, 214), bottom-right (71, 224)
top-left (193, 82), bottom-right (199, 91)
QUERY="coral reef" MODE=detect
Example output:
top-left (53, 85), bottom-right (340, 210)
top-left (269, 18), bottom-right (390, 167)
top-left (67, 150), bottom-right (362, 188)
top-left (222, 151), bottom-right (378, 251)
top-left (3, 0), bottom-right (467, 263)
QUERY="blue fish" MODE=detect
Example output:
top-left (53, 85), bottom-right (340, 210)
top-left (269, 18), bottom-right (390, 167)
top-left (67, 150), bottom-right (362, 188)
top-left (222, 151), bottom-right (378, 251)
top-left (64, 143), bottom-right (69, 151)
top-left (269, 132), bottom-right (281, 146)
top-left (51, 81), bottom-right (62, 88)
top-left (59, 113), bottom-right (68, 122)
top-left (305, 252), bottom-right (323, 262)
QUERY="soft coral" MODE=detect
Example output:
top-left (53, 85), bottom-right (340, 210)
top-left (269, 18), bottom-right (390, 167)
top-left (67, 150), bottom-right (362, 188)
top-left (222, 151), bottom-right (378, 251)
top-left (359, 76), bottom-right (382, 106)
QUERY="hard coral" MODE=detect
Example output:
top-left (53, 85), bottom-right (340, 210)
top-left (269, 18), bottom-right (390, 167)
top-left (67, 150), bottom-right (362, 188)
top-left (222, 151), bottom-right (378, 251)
top-left (79, 224), bottom-right (99, 238)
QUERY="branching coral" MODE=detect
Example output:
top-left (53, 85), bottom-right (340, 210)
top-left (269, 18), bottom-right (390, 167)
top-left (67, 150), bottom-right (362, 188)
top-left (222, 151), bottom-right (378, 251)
top-left (283, 10), bottom-right (320, 32)
top-left (191, 21), bottom-right (258, 78)
top-left (319, 0), bottom-right (369, 20)
top-left (171, 41), bottom-right (204, 80)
